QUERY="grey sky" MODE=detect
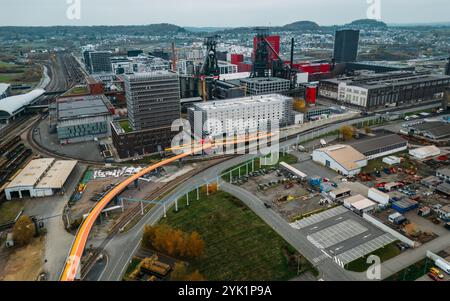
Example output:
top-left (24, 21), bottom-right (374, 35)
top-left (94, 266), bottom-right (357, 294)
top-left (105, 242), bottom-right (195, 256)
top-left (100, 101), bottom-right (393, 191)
top-left (1, 0), bottom-right (449, 27)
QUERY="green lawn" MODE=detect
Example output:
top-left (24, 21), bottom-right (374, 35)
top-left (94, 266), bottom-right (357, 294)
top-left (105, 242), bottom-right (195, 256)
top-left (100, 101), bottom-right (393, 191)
top-left (345, 241), bottom-right (401, 272)
top-left (222, 152), bottom-right (298, 180)
top-left (158, 190), bottom-right (316, 281)
top-left (119, 120), bottom-right (133, 133)
top-left (384, 258), bottom-right (432, 281)
top-left (0, 200), bottom-right (26, 225)
top-left (0, 73), bottom-right (22, 82)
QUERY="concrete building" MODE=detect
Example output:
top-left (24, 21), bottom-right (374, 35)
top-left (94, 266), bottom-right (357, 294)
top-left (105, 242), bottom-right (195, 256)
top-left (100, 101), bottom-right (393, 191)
top-left (318, 71), bottom-right (450, 109)
top-left (409, 145), bottom-right (441, 160)
top-left (0, 83), bottom-right (11, 99)
top-left (304, 105), bottom-right (332, 121)
top-left (0, 89), bottom-right (45, 124)
top-left (349, 133), bottom-right (408, 160)
top-left (333, 29), bottom-right (360, 63)
top-left (187, 94), bottom-right (293, 137)
top-left (218, 61), bottom-right (238, 75)
top-left (124, 71), bottom-right (180, 131)
top-left (240, 77), bottom-right (291, 96)
top-left (5, 158), bottom-right (77, 200)
top-left (437, 168), bottom-right (450, 183)
top-left (89, 51), bottom-right (113, 74)
top-left (55, 95), bottom-right (114, 144)
top-left (408, 121), bottom-right (450, 140)
top-left (111, 71), bottom-right (181, 159)
top-left (437, 204), bottom-right (450, 220)
top-left (312, 145), bottom-right (368, 176)
top-left (343, 194), bottom-right (376, 214)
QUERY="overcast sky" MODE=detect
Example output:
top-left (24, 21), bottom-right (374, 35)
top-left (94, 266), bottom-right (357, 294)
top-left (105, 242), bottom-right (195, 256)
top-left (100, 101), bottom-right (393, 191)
top-left (1, 0), bottom-right (450, 27)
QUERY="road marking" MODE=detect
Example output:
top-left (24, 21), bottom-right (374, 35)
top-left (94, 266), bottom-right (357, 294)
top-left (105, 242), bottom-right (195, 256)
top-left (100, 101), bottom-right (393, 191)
top-left (363, 234), bottom-right (372, 239)
top-left (321, 249), bottom-right (332, 258)
top-left (335, 246), bottom-right (344, 251)
top-left (310, 226), bottom-right (319, 231)
top-left (335, 217), bottom-right (343, 221)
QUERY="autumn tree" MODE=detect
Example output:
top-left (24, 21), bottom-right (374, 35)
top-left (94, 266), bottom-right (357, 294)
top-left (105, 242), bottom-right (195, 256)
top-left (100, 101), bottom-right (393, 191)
top-left (170, 262), bottom-right (189, 281)
top-left (340, 125), bottom-right (355, 141)
top-left (185, 270), bottom-right (206, 281)
top-left (186, 231), bottom-right (205, 258)
top-left (142, 225), bottom-right (157, 249)
top-left (364, 126), bottom-right (372, 134)
top-left (13, 215), bottom-right (36, 246)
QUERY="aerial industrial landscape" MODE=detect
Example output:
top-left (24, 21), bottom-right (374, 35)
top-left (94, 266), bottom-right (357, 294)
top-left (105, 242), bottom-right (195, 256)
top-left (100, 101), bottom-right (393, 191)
top-left (1, 0), bottom-right (450, 287)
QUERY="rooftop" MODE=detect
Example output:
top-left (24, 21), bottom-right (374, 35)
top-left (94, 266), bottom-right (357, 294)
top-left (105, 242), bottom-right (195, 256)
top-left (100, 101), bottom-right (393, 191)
top-left (437, 168), bottom-right (450, 178)
top-left (0, 89), bottom-right (45, 117)
top-left (35, 160), bottom-right (78, 189)
top-left (7, 158), bottom-right (55, 188)
top-left (124, 71), bottom-right (178, 81)
top-left (240, 77), bottom-right (291, 84)
top-left (350, 133), bottom-right (408, 154)
top-left (316, 144), bottom-right (366, 171)
top-left (57, 94), bottom-right (111, 120)
top-left (192, 94), bottom-right (290, 111)
top-left (0, 83), bottom-right (11, 94)
top-left (411, 121), bottom-right (450, 139)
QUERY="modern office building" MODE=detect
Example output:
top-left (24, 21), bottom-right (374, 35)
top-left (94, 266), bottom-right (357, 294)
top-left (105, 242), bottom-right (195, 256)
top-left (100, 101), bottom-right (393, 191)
top-left (240, 77), bottom-right (291, 96)
top-left (55, 94), bottom-right (114, 144)
top-left (333, 29), bottom-right (360, 63)
top-left (111, 71), bottom-right (181, 159)
top-left (124, 71), bottom-right (180, 131)
top-left (319, 71), bottom-right (450, 109)
top-left (187, 94), bottom-right (293, 137)
top-left (89, 51), bottom-right (113, 74)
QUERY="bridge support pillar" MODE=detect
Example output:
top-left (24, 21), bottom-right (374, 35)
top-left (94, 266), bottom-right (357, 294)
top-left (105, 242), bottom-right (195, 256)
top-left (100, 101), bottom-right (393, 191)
top-left (163, 203), bottom-right (167, 218)
top-left (175, 199), bottom-right (178, 212)
top-left (196, 186), bottom-right (200, 200)
top-left (186, 193), bottom-right (189, 207)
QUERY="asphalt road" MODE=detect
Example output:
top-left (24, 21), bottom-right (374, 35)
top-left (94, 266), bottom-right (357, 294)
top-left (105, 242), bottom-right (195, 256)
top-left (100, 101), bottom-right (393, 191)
top-left (86, 105), bottom-right (448, 281)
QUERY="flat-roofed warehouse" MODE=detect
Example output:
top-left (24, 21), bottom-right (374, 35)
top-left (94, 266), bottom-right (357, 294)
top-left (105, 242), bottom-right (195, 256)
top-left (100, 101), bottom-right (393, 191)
top-left (312, 144), bottom-right (368, 176)
top-left (5, 158), bottom-right (77, 200)
top-left (349, 132), bottom-right (408, 160)
top-left (54, 94), bottom-right (114, 144)
top-left (318, 71), bottom-right (450, 109)
top-left (408, 121), bottom-right (450, 140)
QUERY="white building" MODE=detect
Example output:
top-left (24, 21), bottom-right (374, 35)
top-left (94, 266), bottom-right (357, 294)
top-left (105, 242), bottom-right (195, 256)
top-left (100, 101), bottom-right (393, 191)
top-left (337, 82), bottom-right (369, 107)
top-left (368, 188), bottom-right (390, 206)
top-left (188, 94), bottom-right (293, 137)
top-left (5, 158), bottom-right (77, 200)
top-left (0, 83), bottom-right (11, 99)
top-left (409, 145), bottom-right (441, 160)
top-left (343, 194), bottom-right (377, 214)
top-left (312, 145), bottom-right (368, 176)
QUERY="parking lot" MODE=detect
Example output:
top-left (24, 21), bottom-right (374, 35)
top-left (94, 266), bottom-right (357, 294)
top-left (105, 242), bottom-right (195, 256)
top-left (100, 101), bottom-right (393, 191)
top-left (290, 206), bottom-right (397, 266)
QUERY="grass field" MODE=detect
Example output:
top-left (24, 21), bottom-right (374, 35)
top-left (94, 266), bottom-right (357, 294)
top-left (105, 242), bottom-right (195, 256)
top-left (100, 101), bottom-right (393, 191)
top-left (345, 241), bottom-right (401, 272)
top-left (0, 73), bottom-right (22, 82)
top-left (158, 190), bottom-right (316, 281)
top-left (384, 257), bottom-right (432, 281)
top-left (0, 200), bottom-right (25, 225)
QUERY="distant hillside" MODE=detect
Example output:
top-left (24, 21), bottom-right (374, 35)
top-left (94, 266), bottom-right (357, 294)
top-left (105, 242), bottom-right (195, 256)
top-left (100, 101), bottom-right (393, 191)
top-left (0, 23), bottom-right (186, 40)
top-left (282, 21), bottom-right (320, 31)
top-left (347, 19), bottom-right (388, 28)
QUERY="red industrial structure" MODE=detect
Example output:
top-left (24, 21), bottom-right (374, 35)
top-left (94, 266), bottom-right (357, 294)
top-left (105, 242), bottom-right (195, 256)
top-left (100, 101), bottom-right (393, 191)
top-left (254, 35), bottom-right (280, 61)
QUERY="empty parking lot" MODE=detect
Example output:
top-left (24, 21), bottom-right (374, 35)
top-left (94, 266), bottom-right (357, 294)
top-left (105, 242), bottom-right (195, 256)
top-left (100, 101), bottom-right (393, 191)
top-left (290, 206), bottom-right (396, 265)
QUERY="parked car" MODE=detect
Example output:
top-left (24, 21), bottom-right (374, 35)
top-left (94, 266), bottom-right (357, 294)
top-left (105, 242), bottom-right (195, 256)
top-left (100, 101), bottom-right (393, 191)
top-left (430, 268), bottom-right (445, 279)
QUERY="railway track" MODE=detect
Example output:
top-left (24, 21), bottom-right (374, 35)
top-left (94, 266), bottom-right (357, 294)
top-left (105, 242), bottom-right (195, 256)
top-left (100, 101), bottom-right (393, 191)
top-left (25, 119), bottom-right (107, 167)
top-left (79, 156), bottom-right (234, 279)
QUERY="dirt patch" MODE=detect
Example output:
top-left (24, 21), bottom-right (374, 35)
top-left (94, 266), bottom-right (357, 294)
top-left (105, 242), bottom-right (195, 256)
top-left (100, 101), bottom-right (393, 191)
top-left (0, 236), bottom-right (45, 281)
